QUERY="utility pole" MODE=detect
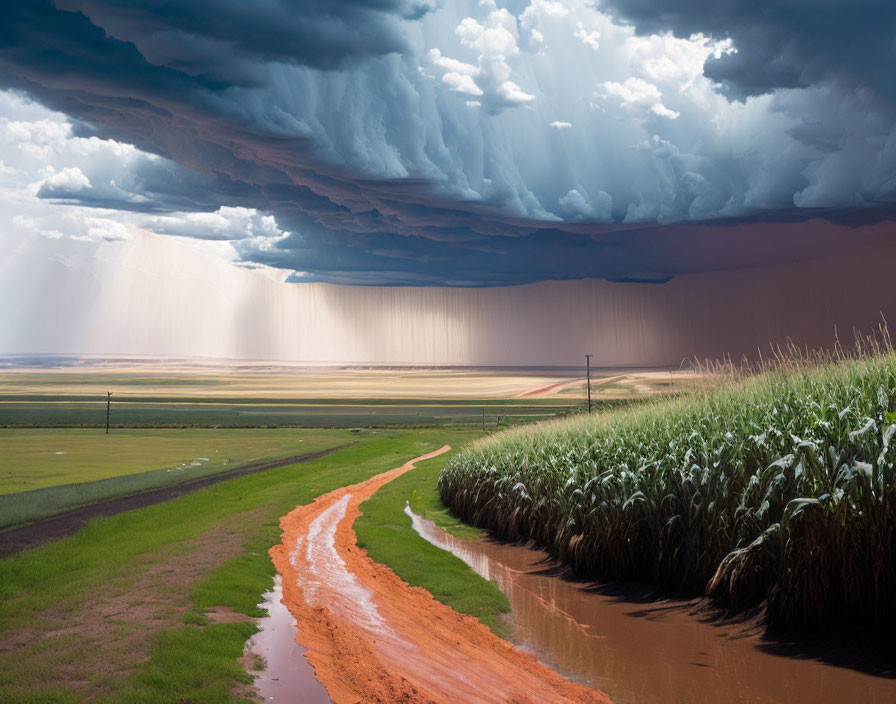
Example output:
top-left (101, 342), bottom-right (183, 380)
top-left (481, 407), bottom-right (486, 432)
top-left (105, 391), bottom-right (112, 434)
top-left (585, 354), bottom-right (593, 414)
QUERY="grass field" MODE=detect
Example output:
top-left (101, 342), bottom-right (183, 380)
top-left (0, 357), bottom-right (695, 702)
top-left (0, 428), bottom-right (359, 530)
top-left (0, 428), bottom-right (355, 495)
top-left (0, 398), bottom-right (577, 429)
top-left (0, 431), bottom-right (492, 703)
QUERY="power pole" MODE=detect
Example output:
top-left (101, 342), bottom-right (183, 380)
top-left (585, 354), bottom-right (593, 414)
top-left (481, 407), bottom-right (486, 432)
top-left (105, 391), bottom-right (112, 434)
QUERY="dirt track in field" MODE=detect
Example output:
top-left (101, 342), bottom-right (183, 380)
top-left (270, 446), bottom-right (610, 704)
top-left (0, 444), bottom-right (350, 557)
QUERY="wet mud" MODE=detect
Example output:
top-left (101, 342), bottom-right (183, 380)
top-left (270, 446), bottom-right (609, 704)
top-left (407, 508), bottom-right (896, 704)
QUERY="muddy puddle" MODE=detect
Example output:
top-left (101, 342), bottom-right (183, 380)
top-left (245, 576), bottom-right (332, 703)
top-left (405, 504), bottom-right (896, 704)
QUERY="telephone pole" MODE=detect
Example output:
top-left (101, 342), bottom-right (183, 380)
top-left (585, 354), bottom-right (593, 414)
top-left (105, 391), bottom-right (112, 434)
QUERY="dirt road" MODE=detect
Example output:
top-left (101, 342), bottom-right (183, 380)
top-left (270, 446), bottom-right (609, 704)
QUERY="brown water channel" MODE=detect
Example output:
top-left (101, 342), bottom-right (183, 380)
top-left (245, 576), bottom-right (332, 703)
top-left (405, 504), bottom-right (896, 704)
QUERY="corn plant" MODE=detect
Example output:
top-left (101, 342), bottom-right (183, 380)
top-left (439, 346), bottom-right (896, 629)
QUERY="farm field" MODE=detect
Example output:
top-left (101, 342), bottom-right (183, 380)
top-left (0, 360), bottom-right (646, 533)
top-left (0, 428), bottom-right (355, 495)
top-left (0, 431), bottom-right (486, 703)
top-left (0, 398), bottom-right (577, 429)
top-left (3, 355), bottom-right (895, 703)
top-left (0, 428), bottom-right (360, 532)
top-left (440, 350), bottom-right (896, 630)
top-left (0, 356), bottom-right (694, 400)
top-left (0, 357), bottom-right (696, 434)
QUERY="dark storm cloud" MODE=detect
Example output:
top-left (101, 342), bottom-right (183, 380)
top-left (2, 0), bottom-right (896, 286)
top-left (598, 0), bottom-right (896, 100)
top-left (51, 0), bottom-right (435, 78)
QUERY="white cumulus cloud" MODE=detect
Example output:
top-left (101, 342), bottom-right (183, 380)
top-left (38, 166), bottom-right (91, 193)
top-left (574, 22), bottom-right (600, 50)
top-left (442, 72), bottom-right (484, 96)
top-left (597, 77), bottom-right (678, 119)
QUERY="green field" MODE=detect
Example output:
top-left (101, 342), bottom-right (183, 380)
top-left (0, 361), bottom-right (688, 702)
top-left (0, 398), bottom-right (578, 429)
top-left (0, 428), bottom-right (356, 495)
top-left (0, 431), bottom-right (499, 703)
top-left (0, 428), bottom-right (365, 530)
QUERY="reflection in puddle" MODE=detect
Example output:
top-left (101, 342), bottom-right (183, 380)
top-left (405, 503), bottom-right (896, 704)
top-left (245, 575), bottom-right (332, 704)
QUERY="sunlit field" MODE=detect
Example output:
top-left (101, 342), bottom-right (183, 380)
top-left (0, 356), bottom-right (697, 399)
top-left (0, 356), bottom-right (696, 430)
top-left (0, 428), bottom-right (354, 495)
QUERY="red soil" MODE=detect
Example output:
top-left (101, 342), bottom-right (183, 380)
top-left (270, 446), bottom-right (610, 704)
top-left (515, 381), bottom-right (567, 398)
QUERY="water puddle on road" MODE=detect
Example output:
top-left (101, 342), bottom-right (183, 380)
top-left (245, 575), bottom-right (332, 704)
top-left (405, 504), bottom-right (896, 704)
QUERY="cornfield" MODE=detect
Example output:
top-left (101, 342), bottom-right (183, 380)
top-left (439, 342), bottom-right (896, 629)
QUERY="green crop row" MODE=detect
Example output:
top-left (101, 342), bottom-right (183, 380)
top-left (439, 352), bottom-right (896, 629)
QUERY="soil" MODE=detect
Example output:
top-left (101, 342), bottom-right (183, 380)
top-left (0, 444), bottom-right (351, 557)
top-left (270, 446), bottom-right (610, 704)
top-left (0, 518), bottom-right (254, 701)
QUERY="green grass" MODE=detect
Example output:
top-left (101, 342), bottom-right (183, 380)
top-left (0, 428), bottom-right (358, 530)
top-left (1, 429), bottom-right (499, 703)
top-left (355, 438), bottom-right (510, 636)
top-left (440, 353), bottom-right (896, 630)
top-left (0, 428), bottom-right (355, 495)
top-left (1, 433), bottom-right (400, 629)
top-left (110, 623), bottom-right (258, 704)
top-left (0, 398), bottom-right (575, 430)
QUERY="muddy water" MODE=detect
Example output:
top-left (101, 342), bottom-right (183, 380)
top-left (270, 446), bottom-right (605, 704)
top-left (405, 505), bottom-right (896, 704)
top-left (245, 576), bottom-right (332, 703)
top-left (285, 486), bottom-right (563, 703)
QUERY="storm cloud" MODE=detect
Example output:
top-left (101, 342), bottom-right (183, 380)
top-left (1, 0), bottom-right (895, 286)
top-left (598, 0), bottom-right (896, 100)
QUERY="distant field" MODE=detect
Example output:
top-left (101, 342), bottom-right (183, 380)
top-left (0, 357), bottom-right (696, 401)
top-left (0, 428), bottom-right (354, 495)
top-left (0, 365), bottom-right (586, 400)
top-left (0, 428), bottom-right (359, 530)
top-left (0, 357), bottom-right (690, 526)
top-left (0, 358), bottom-right (696, 430)
top-left (0, 398), bottom-right (581, 429)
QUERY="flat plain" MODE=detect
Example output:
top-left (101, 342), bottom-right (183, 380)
top-left (0, 357), bottom-right (694, 431)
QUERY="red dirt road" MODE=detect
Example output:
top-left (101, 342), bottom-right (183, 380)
top-left (270, 446), bottom-right (610, 704)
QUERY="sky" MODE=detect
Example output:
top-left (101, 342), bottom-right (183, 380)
top-left (1, 0), bottom-right (895, 290)
top-left (1, 1), bottom-right (895, 363)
